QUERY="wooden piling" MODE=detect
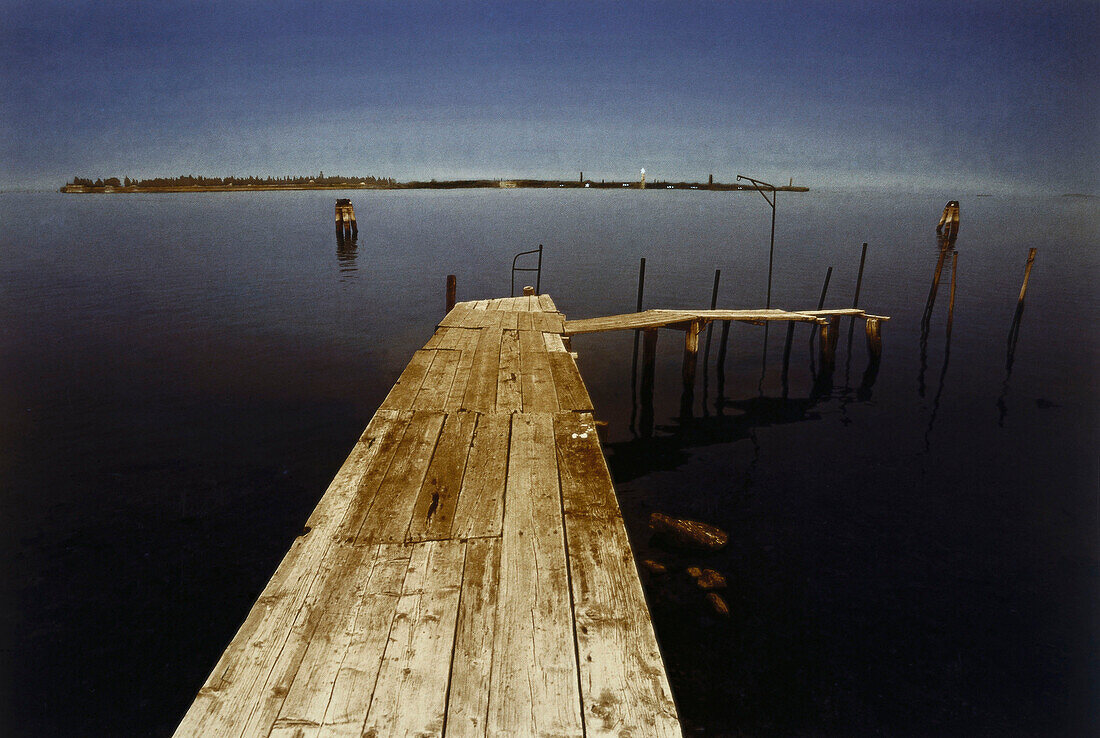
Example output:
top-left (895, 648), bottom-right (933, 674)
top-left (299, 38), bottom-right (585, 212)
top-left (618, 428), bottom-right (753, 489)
top-left (446, 275), bottom-right (457, 314)
top-left (523, 285), bottom-right (535, 296)
top-left (1017, 247), bottom-right (1037, 304)
top-left (936, 200), bottom-right (960, 239)
top-left (852, 243), bottom-right (867, 309)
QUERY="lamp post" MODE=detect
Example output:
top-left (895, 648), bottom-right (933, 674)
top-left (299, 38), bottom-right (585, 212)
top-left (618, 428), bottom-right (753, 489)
top-left (737, 174), bottom-right (777, 308)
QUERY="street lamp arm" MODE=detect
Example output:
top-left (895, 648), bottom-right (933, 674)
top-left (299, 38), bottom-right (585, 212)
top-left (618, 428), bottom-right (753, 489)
top-left (736, 174), bottom-right (776, 207)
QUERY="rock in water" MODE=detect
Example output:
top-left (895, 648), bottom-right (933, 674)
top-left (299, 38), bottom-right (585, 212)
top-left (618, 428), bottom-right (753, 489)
top-left (690, 568), bottom-right (727, 590)
top-left (649, 512), bottom-right (729, 551)
top-left (706, 592), bottom-right (730, 618)
top-left (641, 559), bottom-right (668, 575)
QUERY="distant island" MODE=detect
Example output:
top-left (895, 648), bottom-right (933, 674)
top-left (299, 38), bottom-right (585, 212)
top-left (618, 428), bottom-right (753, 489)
top-left (60, 172), bottom-right (809, 194)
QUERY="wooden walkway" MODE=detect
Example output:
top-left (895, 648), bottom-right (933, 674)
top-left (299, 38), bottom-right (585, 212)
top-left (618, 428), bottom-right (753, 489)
top-left (174, 294), bottom-right (682, 738)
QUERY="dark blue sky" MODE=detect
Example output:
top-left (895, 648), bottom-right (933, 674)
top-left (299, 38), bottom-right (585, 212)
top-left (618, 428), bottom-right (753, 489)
top-left (2, 1), bottom-right (1096, 192)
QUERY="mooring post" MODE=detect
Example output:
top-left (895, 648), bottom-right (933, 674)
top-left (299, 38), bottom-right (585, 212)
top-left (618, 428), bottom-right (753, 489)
top-left (852, 243), bottom-right (867, 309)
top-left (523, 285), bottom-right (535, 296)
top-left (446, 274), bottom-right (457, 314)
top-left (1017, 247), bottom-right (1037, 305)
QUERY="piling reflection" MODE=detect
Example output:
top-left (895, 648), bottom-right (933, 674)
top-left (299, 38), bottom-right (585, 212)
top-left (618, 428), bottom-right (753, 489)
top-left (922, 246), bottom-right (959, 449)
top-left (336, 230), bottom-right (358, 279)
top-left (919, 233), bottom-right (957, 396)
top-left (609, 393), bottom-right (825, 483)
top-left (997, 248), bottom-right (1037, 425)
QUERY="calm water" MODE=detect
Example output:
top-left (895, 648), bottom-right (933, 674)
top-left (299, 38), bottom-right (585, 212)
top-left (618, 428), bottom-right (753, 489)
top-left (1, 189), bottom-right (1097, 736)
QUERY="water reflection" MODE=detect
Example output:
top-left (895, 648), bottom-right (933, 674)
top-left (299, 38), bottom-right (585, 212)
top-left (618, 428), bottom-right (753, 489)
top-left (921, 238), bottom-right (959, 449)
top-left (997, 249), bottom-right (1036, 425)
top-left (336, 231), bottom-right (358, 280)
top-left (608, 393), bottom-right (825, 483)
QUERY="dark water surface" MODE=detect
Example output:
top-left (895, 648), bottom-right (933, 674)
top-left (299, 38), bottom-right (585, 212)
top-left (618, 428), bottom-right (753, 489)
top-left (2, 189), bottom-right (1097, 736)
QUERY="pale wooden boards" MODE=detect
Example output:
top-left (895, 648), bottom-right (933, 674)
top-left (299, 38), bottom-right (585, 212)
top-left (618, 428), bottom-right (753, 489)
top-left (174, 295), bottom-right (681, 738)
top-left (563, 306), bottom-right (890, 335)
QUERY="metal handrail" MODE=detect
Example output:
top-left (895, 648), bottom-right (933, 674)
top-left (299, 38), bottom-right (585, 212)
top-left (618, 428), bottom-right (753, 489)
top-left (510, 244), bottom-right (543, 297)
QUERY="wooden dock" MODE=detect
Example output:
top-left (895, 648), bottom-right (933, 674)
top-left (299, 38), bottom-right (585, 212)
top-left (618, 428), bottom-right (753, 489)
top-left (174, 294), bottom-right (682, 738)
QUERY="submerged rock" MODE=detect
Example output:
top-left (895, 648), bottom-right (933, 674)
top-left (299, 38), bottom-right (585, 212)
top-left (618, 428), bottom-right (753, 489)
top-left (706, 592), bottom-right (730, 618)
top-left (641, 558), bottom-right (668, 575)
top-left (688, 567), bottom-right (727, 590)
top-left (649, 512), bottom-right (729, 551)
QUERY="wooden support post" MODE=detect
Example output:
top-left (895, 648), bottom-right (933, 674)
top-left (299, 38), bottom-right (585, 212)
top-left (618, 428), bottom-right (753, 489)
top-left (819, 319), bottom-right (838, 369)
top-left (523, 285), bottom-right (535, 296)
top-left (348, 204), bottom-right (357, 236)
top-left (1017, 247), bottom-right (1037, 305)
top-left (446, 274), bottom-right (457, 314)
top-left (865, 318), bottom-right (882, 360)
top-left (682, 320), bottom-right (701, 394)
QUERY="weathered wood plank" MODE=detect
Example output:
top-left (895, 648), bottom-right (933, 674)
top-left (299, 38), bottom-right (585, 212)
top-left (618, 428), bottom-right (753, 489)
top-left (174, 414), bottom-right (415, 737)
top-left (532, 311), bottom-right (565, 333)
top-left (544, 331), bottom-right (567, 353)
top-left (407, 411), bottom-right (477, 542)
top-left (554, 413), bottom-right (680, 736)
top-left (462, 322), bottom-right (503, 414)
top-left (378, 350), bottom-right (435, 411)
top-left (487, 413), bottom-right (583, 738)
top-left (537, 294), bottom-right (558, 312)
top-left (173, 532), bottom-right (334, 737)
top-left (516, 311), bottom-right (535, 331)
top-left (449, 412), bottom-right (509, 540)
top-left (444, 328), bottom-right (482, 412)
top-left (518, 329), bottom-right (558, 413)
top-left (440, 305), bottom-right (476, 328)
top-left (304, 411), bottom-right (411, 535)
top-left (362, 540), bottom-right (466, 737)
top-left (265, 544), bottom-right (385, 738)
top-left (315, 545), bottom-right (412, 738)
top-left (548, 351), bottom-right (594, 412)
top-left (414, 349), bottom-right (461, 411)
top-left (496, 329), bottom-right (523, 412)
top-left (445, 538), bottom-right (500, 738)
top-left (355, 411), bottom-right (446, 544)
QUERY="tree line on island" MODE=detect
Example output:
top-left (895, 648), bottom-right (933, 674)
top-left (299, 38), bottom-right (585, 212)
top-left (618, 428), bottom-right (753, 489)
top-left (65, 172), bottom-right (396, 189)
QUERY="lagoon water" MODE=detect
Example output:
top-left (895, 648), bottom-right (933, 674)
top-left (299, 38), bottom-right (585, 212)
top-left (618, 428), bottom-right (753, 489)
top-left (1, 189), bottom-right (1097, 735)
